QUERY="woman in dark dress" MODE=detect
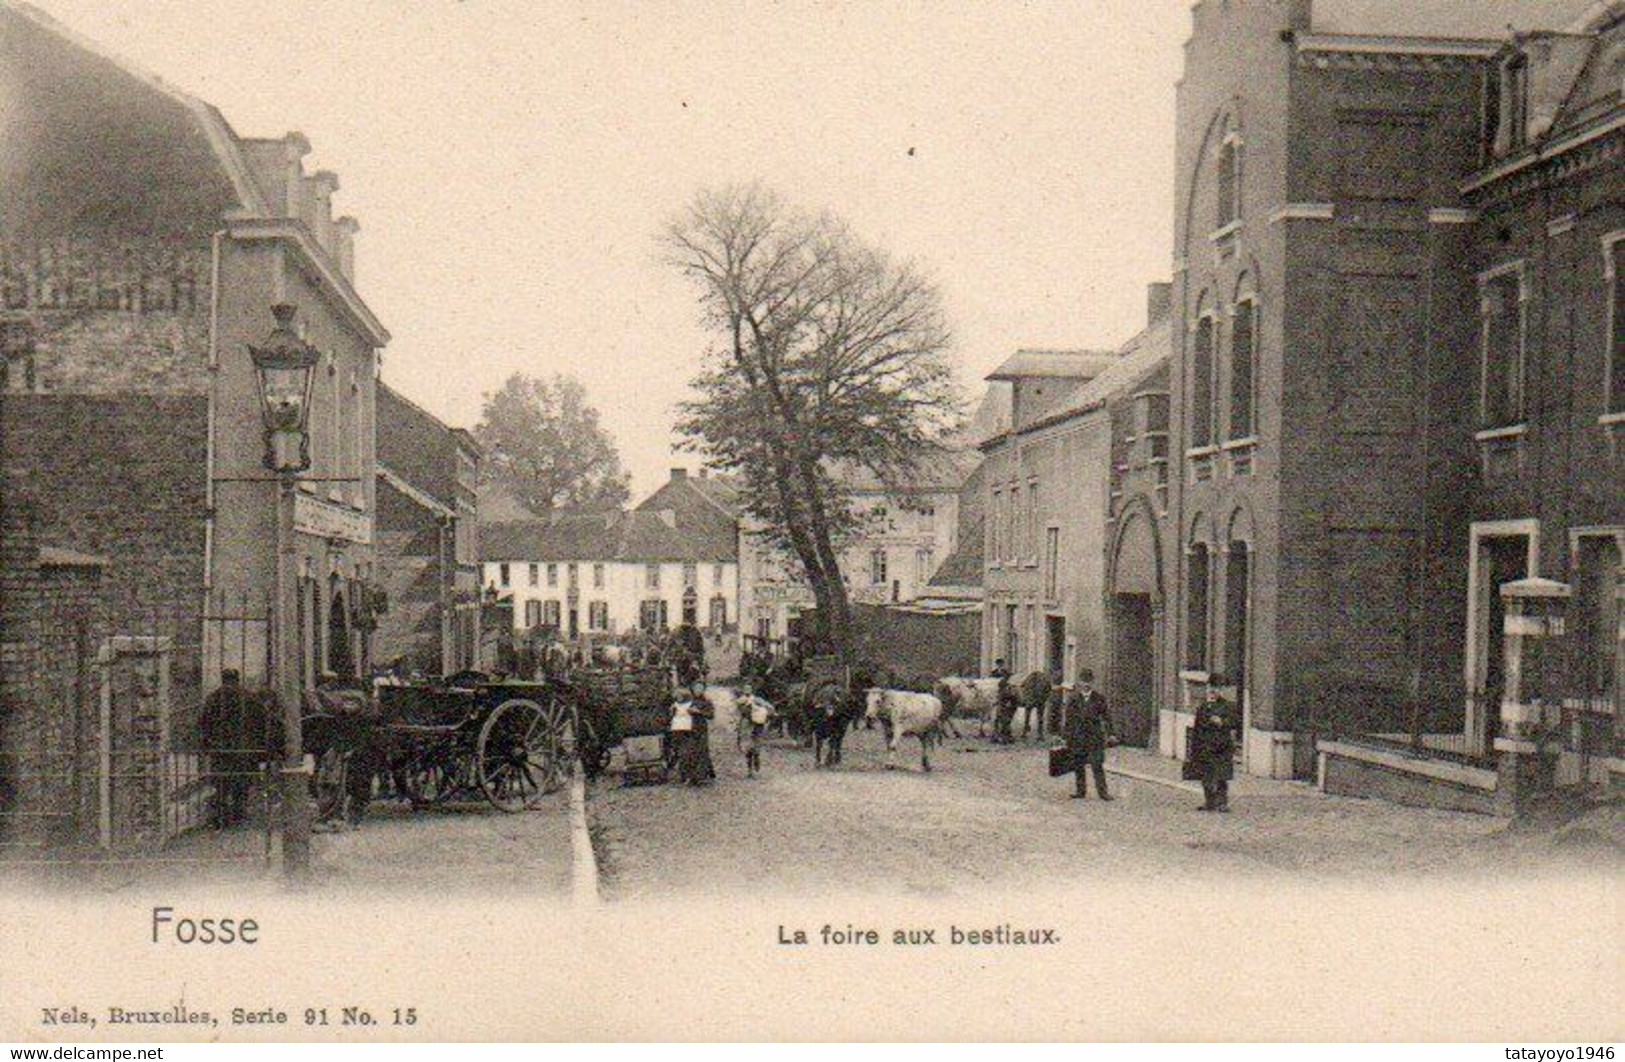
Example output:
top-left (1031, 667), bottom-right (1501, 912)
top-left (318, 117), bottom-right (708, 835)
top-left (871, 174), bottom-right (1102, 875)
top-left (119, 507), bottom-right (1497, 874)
top-left (681, 680), bottom-right (717, 786)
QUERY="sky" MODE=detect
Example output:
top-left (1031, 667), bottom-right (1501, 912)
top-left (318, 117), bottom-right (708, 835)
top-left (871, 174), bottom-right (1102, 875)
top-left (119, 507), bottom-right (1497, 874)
top-left (37, 0), bottom-right (1191, 497)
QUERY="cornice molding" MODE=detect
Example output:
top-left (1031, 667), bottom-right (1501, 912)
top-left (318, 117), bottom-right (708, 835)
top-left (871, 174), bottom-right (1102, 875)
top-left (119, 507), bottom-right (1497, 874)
top-left (226, 217), bottom-right (391, 347)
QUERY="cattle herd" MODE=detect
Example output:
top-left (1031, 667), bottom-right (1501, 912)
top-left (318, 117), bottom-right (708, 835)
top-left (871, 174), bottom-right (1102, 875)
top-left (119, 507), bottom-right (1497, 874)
top-left (737, 651), bottom-right (1060, 773)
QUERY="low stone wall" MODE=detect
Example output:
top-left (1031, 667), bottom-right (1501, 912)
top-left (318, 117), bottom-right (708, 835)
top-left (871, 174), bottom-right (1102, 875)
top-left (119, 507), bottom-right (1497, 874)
top-left (1318, 739), bottom-right (1499, 816)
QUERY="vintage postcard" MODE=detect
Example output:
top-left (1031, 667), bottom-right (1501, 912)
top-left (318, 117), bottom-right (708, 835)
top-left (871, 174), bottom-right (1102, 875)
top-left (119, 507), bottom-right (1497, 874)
top-left (0, 0), bottom-right (1620, 1045)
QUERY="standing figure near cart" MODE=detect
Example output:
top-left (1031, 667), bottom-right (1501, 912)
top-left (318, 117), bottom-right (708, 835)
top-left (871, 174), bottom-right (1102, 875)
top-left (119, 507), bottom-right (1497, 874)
top-left (688, 679), bottom-right (718, 784)
top-left (672, 619), bottom-right (706, 686)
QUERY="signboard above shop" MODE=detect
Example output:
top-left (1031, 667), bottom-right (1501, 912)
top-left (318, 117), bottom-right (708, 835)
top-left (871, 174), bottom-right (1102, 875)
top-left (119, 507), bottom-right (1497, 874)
top-left (294, 490), bottom-right (372, 544)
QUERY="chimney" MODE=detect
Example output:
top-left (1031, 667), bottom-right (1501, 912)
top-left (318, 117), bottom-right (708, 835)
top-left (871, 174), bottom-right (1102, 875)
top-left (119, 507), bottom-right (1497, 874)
top-left (670, 468), bottom-right (688, 481)
top-left (307, 170), bottom-right (340, 255)
top-left (1147, 281), bottom-right (1173, 326)
top-left (334, 216), bottom-right (359, 284)
top-left (282, 132), bottom-right (312, 224)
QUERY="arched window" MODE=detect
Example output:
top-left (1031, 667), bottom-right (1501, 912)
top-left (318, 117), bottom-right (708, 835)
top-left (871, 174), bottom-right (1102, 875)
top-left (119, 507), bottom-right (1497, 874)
top-left (1229, 295), bottom-right (1257, 440)
top-left (1191, 300), bottom-right (1216, 448)
top-left (1185, 541), bottom-right (1211, 672)
top-left (1217, 135), bottom-right (1242, 227)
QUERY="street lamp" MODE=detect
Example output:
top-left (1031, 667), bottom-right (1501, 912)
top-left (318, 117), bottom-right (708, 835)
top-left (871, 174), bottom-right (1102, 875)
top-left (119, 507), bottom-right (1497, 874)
top-left (249, 302), bottom-right (318, 880)
top-left (249, 303), bottom-right (319, 473)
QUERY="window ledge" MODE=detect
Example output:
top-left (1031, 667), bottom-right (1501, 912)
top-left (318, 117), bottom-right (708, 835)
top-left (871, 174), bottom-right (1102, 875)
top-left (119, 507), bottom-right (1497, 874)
top-left (1208, 220), bottom-right (1243, 243)
top-left (1475, 423), bottom-right (1528, 442)
top-left (1599, 411), bottom-right (1625, 427)
top-left (1186, 445), bottom-right (1218, 458)
top-left (1221, 435), bottom-right (1258, 451)
top-left (1178, 669), bottom-right (1211, 684)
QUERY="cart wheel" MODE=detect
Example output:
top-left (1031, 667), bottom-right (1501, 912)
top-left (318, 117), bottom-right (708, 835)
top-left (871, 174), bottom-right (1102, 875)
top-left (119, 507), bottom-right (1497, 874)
top-left (401, 752), bottom-right (461, 807)
top-left (576, 715), bottom-right (612, 778)
top-left (477, 698), bottom-right (561, 811)
top-left (312, 747), bottom-right (347, 822)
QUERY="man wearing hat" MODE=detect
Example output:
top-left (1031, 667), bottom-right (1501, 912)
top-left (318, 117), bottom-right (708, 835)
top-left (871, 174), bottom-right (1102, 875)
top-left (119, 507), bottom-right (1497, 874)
top-left (1061, 667), bottom-right (1113, 800)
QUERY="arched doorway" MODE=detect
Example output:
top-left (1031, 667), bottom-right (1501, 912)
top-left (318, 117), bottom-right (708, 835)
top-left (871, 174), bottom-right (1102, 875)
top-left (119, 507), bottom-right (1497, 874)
top-left (1109, 506), bottom-right (1163, 747)
top-left (327, 581), bottom-right (355, 680)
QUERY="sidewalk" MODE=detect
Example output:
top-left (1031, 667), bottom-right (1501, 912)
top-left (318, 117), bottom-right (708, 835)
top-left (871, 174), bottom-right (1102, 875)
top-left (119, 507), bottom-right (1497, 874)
top-left (1105, 744), bottom-right (1311, 799)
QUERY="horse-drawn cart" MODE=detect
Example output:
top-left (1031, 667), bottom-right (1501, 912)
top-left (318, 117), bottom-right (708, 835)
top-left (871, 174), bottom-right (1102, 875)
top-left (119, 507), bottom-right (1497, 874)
top-left (301, 674), bottom-right (573, 819)
top-left (569, 665), bottom-right (673, 784)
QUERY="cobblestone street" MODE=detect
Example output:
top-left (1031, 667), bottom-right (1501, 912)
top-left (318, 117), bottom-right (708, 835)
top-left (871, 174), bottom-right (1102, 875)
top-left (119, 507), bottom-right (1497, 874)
top-left (589, 695), bottom-right (1623, 900)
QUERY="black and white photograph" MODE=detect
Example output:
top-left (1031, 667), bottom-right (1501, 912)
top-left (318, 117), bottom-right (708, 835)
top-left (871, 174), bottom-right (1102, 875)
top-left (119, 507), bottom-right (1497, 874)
top-left (0, 0), bottom-right (1620, 1045)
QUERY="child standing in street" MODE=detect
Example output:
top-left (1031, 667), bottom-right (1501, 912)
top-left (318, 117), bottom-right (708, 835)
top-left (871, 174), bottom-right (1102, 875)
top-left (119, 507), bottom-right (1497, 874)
top-left (734, 678), bottom-right (776, 778)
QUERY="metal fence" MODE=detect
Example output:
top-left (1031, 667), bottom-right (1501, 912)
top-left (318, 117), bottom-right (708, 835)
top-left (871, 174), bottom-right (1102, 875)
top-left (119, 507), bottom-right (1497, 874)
top-left (0, 586), bottom-right (278, 877)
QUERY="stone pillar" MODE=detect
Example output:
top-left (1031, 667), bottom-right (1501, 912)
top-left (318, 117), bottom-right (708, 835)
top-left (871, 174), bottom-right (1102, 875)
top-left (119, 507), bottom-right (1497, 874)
top-left (1494, 577), bottom-right (1569, 815)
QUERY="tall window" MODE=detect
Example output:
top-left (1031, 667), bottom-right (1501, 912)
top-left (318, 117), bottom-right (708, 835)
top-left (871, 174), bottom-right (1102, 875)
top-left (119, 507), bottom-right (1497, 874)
top-left (1005, 485), bottom-right (1019, 562)
top-left (1217, 137), bottom-right (1242, 227)
top-left (593, 563), bottom-right (605, 589)
top-left (683, 562), bottom-right (698, 588)
top-left (567, 563), bottom-right (579, 588)
top-left (524, 600), bottom-right (541, 628)
top-left (990, 489), bottom-right (1003, 562)
top-left (1185, 543), bottom-right (1211, 671)
top-left (870, 549), bottom-right (888, 586)
top-left (709, 596), bottom-right (728, 629)
top-left (1192, 315), bottom-right (1216, 447)
top-left (0, 318), bottom-right (37, 393)
top-left (645, 564), bottom-right (661, 589)
top-left (713, 563), bottom-right (724, 585)
top-left (588, 601), bottom-right (608, 630)
top-left (1480, 268), bottom-right (1525, 428)
top-left (1004, 604), bottom-right (1020, 670)
top-left (1026, 479), bottom-right (1039, 561)
top-left (916, 549), bottom-right (933, 585)
top-left (1229, 300), bottom-right (1257, 439)
top-left (543, 600), bottom-right (561, 628)
top-left (528, 563), bottom-right (539, 587)
top-left (1609, 238), bottom-right (1624, 416)
top-left (1503, 54), bottom-right (1529, 153)
top-left (1044, 527), bottom-right (1060, 600)
top-left (546, 563), bottom-right (558, 588)
top-left (499, 563), bottom-right (511, 588)
top-left (1573, 538), bottom-right (1621, 702)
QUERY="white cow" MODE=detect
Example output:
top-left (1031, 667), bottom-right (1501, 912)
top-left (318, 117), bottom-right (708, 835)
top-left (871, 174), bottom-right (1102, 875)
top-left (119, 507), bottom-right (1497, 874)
top-left (934, 677), bottom-right (1002, 738)
top-left (864, 689), bottom-right (948, 772)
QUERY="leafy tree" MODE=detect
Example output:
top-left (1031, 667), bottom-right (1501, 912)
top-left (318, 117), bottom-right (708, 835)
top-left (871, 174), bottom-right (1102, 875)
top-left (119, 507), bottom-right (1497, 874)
top-left (474, 373), bottom-right (630, 514)
top-left (664, 184), bottom-right (959, 656)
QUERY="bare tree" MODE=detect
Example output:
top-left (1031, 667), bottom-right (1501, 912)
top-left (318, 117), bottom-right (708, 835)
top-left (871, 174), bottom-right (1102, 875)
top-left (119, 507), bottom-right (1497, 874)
top-left (665, 184), bottom-right (959, 658)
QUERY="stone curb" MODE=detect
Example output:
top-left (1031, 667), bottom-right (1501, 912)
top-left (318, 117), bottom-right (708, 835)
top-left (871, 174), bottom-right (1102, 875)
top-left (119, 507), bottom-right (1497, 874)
top-left (567, 761), bottom-right (599, 908)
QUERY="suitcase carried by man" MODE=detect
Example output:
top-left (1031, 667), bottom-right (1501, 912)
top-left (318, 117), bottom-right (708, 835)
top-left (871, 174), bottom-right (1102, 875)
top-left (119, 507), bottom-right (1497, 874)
top-left (1047, 744), bottom-right (1076, 778)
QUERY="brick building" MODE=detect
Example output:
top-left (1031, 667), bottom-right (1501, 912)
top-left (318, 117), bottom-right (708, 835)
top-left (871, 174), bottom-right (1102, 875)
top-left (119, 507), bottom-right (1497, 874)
top-left (373, 383), bottom-right (482, 677)
top-left (978, 290), bottom-right (1172, 743)
top-left (0, 2), bottom-right (389, 717)
top-left (1162, 0), bottom-right (1620, 782)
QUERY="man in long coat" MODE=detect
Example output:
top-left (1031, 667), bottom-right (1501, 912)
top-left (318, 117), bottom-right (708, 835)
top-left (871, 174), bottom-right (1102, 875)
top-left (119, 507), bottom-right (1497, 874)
top-left (199, 669), bottom-right (279, 828)
top-left (1187, 675), bottom-right (1236, 811)
top-left (1061, 667), bottom-right (1113, 800)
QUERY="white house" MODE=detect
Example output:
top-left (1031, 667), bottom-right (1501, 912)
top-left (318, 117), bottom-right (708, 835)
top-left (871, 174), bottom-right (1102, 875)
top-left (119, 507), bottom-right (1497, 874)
top-left (480, 469), bottom-right (740, 641)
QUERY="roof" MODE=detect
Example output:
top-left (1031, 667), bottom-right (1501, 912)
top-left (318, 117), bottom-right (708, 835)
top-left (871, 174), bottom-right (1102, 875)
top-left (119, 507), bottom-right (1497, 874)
top-left (1308, 0), bottom-right (1598, 38)
top-left (985, 348), bottom-right (1119, 383)
top-left (634, 471), bottom-right (740, 559)
top-left (995, 319), bottom-right (1173, 441)
top-left (927, 515), bottom-right (985, 592)
top-left (376, 382), bottom-right (472, 510)
top-left (480, 508), bottom-right (737, 564)
top-left (832, 446), bottom-right (981, 493)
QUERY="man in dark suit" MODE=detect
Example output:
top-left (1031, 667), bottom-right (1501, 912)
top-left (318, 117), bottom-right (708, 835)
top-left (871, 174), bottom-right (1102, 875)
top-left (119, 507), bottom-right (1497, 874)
top-left (1062, 667), bottom-right (1113, 800)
